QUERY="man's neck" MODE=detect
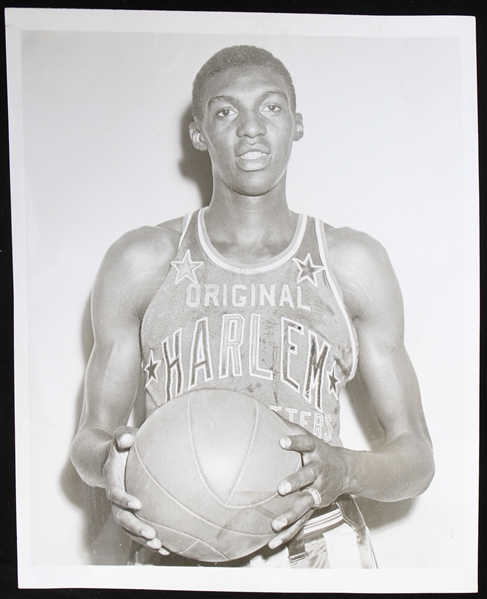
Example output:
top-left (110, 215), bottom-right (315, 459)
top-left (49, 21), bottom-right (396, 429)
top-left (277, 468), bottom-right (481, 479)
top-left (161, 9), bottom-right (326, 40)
top-left (204, 187), bottom-right (298, 264)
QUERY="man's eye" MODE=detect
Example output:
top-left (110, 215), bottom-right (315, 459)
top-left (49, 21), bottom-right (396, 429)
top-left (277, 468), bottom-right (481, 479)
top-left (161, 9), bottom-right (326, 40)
top-left (216, 108), bottom-right (234, 118)
top-left (263, 105), bottom-right (281, 113)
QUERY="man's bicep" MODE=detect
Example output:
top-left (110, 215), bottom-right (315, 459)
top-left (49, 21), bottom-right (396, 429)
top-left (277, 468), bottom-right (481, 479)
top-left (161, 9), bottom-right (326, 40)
top-left (78, 248), bottom-right (144, 434)
top-left (79, 225), bottom-right (179, 435)
top-left (81, 331), bottom-right (142, 432)
top-left (351, 243), bottom-right (431, 445)
top-left (356, 327), bottom-right (429, 444)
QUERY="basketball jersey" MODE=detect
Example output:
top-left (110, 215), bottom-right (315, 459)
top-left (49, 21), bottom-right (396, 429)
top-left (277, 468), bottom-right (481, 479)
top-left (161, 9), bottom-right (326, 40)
top-left (140, 208), bottom-right (358, 447)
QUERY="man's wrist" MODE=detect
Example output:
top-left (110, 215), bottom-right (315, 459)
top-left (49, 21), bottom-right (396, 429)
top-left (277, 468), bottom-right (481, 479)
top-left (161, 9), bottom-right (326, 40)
top-left (71, 426), bottom-right (114, 488)
top-left (334, 446), bottom-right (362, 497)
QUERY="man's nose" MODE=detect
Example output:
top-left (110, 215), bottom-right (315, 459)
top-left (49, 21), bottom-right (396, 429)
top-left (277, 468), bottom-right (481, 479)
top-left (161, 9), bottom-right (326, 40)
top-left (237, 110), bottom-right (266, 138)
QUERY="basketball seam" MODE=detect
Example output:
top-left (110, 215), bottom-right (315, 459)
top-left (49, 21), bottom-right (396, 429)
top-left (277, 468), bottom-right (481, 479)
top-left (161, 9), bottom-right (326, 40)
top-left (131, 440), bottom-right (276, 532)
top-left (130, 442), bottom-right (237, 529)
top-left (187, 393), bottom-right (280, 509)
top-left (180, 538), bottom-right (229, 561)
top-left (136, 514), bottom-right (232, 560)
top-left (227, 400), bottom-right (259, 502)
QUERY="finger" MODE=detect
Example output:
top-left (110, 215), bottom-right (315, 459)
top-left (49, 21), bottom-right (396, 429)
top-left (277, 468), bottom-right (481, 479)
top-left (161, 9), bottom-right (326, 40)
top-left (106, 484), bottom-right (142, 511)
top-left (277, 462), bottom-right (321, 496)
top-left (114, 426), bottom-right (137, 450)
top-left (121, 527), bottom-right (171, 555)
top-left (268, 511), bottom-right (313, 550)
top-left (122, 529), bottom-right (167, 552)
top-left (113, 506), bottom-right (156, 540)
top-left (121, 529), bottom-right (165, 552)
top-left (280, 434), bottom-right (316, 453)
top-left (122, 528), bottom-right (157, 546)
top-left (271, 489), bottom-right (318, 532)
top-left (103, 446), bottom-right (130, 488)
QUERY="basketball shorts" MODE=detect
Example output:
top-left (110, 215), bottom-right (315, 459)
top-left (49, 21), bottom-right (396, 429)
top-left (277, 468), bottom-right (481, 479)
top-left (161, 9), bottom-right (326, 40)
top-left (128, 494), bottom-right (377, 569)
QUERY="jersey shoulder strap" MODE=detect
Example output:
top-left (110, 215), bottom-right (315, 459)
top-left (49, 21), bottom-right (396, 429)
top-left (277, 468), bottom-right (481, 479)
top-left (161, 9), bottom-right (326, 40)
top-left (177, 210), bottom-right (197, 249)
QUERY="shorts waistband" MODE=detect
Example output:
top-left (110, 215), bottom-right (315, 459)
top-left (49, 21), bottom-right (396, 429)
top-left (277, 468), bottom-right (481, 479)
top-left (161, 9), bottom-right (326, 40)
top-left (288, 495), bottom-right (366, 564)
top-left (303, 504), bottom-right (343, 536)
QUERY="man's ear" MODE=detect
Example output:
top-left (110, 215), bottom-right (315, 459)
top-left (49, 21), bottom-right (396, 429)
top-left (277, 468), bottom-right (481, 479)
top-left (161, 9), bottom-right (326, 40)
top-left (189, 122), bottom-right (208, 151)
top-left (294, 113), bottom-right (304, 141)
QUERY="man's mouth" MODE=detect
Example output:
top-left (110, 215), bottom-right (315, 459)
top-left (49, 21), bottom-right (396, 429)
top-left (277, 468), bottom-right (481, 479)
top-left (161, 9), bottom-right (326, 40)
top-left (239, 150), bottom-right (268, 160)
top-left (235, 145), bottom-right (271, 171)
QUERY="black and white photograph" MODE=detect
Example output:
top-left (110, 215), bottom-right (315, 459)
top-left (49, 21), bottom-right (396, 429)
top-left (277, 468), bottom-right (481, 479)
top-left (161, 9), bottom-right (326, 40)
top-left (6, 8), bottom-right (478, 593)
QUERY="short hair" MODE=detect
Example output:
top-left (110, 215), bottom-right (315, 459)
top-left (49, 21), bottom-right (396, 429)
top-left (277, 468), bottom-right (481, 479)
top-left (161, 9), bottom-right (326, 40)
top-left (192, 45), bottom-right (296, 121)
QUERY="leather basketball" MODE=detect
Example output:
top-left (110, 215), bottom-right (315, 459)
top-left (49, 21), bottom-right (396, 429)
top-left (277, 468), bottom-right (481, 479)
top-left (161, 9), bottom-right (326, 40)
top-left (125, 388), bottom-right (301, 562)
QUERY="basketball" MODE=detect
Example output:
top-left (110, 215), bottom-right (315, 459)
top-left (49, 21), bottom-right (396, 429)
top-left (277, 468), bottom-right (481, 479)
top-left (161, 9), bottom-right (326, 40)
top-left (125, 388), bottom-right (302, 562)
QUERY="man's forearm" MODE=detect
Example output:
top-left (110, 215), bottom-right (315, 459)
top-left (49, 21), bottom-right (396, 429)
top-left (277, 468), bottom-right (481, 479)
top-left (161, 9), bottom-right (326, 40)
top-left (340, 433), bottom-right (435, 502)
top-left (70, 426), bottom-right (113, 488)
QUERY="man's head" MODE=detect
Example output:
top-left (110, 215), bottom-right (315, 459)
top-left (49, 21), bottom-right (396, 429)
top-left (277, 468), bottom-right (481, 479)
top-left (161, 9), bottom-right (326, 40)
top-left (192, 46), bottom-right (296, 122)
top-left (189, 45), bottom-right (303, 198)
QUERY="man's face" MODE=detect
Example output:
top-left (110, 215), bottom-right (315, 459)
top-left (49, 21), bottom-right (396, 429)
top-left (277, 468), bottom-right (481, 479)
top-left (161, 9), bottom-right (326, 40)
top-left (190, 65), bottom-right (303, 198)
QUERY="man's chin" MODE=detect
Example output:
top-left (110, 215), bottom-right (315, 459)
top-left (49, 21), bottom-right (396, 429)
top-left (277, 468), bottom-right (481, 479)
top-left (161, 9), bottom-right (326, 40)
top-left (216, 169), bottom-right (285, 199)
top-left (231, 183), bottom-right (280, 199)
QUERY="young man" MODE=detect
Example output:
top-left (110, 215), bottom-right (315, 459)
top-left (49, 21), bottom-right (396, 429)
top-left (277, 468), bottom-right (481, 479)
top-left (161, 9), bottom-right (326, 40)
top-left (71, 46), bottom-right (434, 568)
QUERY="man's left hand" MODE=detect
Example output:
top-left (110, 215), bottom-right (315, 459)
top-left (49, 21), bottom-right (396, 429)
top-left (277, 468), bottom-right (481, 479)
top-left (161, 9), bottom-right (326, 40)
top-left (268, 422), bottom-right (350, 549)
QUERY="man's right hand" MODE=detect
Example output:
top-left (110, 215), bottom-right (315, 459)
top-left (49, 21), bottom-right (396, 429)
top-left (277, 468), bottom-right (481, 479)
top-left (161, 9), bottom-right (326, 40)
top-left (103, 426), bottom-right (169, 555)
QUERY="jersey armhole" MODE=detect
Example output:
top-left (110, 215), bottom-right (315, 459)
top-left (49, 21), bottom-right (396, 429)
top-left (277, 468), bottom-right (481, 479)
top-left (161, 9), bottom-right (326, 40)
top-left (315, 219), bottom-right (359, 380)
top-left (140, 210), bottom-right (196, 347)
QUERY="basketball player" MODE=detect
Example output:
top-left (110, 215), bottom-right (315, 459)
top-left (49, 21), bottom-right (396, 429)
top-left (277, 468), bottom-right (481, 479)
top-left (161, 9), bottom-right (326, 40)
top-left (71, 46), bottom-right (435, 568)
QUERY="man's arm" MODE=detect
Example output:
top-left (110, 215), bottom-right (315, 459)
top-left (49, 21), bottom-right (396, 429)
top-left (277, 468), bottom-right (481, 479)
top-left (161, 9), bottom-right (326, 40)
top-left (269, 228), bottom-right (435, 547)
top-left (70, 224), bottom-right (179, 551)
top-left (329, 228), bottom-right (434, 500)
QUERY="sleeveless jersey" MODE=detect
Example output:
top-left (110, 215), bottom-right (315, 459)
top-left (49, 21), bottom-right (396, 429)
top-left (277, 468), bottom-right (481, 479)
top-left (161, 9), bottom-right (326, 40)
top-left (140, 208), bottom-right (358, 447)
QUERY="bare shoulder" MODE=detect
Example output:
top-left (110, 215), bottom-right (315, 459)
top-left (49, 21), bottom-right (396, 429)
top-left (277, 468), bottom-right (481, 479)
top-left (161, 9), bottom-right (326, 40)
top-left (103, 219), bottom-right (181, 271)
top-left (94, 217), bottom-right (184, 318)
top-left (325, 224), bottom-right (390, 268)
top-left (324, 224), bottom-right (401, 321)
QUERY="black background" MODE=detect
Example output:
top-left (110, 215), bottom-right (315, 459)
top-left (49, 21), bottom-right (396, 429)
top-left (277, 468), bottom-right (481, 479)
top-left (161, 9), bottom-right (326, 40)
top-left (1, 1), bottom-right (485, 597)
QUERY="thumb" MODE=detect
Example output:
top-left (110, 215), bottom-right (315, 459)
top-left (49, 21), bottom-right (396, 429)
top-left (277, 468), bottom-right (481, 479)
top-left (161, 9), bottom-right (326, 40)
top-left (113, 426), bottom-right (137, 450)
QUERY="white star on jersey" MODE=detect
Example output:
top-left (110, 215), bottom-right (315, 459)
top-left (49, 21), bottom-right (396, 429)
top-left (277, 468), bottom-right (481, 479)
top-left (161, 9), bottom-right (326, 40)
top-left (327, 362), bottom-right (341, 401)
top-left (144, 350), bottom-right (161, 385)
top-left (293, 253), bottom-right (326, 287)
top-left (171, 250), bottom-right (203, 284)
